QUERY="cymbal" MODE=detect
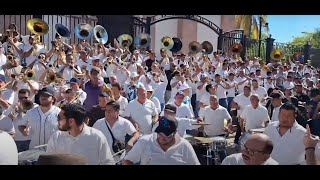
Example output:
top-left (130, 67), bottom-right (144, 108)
top-left (249, 128), bottom-right (265, 133)
top-left (185, 136), bottom-right (214, 144)
top-left (191, 123), bottom-right (211, 125)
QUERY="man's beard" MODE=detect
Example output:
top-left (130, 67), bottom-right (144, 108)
top-left (58, 123), bottom-right (71, 131)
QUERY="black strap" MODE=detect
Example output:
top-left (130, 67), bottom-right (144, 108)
top-left (105, 120), bottom-right (116, 142)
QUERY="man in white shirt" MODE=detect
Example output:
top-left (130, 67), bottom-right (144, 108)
top-left (270, 91), bottom-right (284, 122)
top-left (111, 82), bottom-right (128, 116)
top-left (232, 85), bottom-right (252, 146)
top-left (0, 130), bottom-right (18, 165)
top-left (170, 91), bottom-right (194, 119)
top-left (122, 116), bottom-right (200, 165)
top-left (145, 85), bottom-right (161, 114)
top-left (123, 85), bottom-right (159, 135)
top-left (0, 113), bottom-right (15, 137)
top-left (222, 133), bottom-right (278, 165)
top-left (18, 87), bottom-right (60, 150)
top-left (69, 78), bottom-right (87, 105)
top-left (199, 95), bottom-right (231, 137)
top-left (0, 74), bottom-right (14, 111)
top-left (47, 103), bottom-right (115, 165)
top-left (264, 103), bottom-right (320, 165)
top-left (240, 94), bottom-right (270, 133)
top-left (57, 54), bottom-right (82, 81)
top-left (251, 79), bottom-right (267, 105)
top-left (93, 101), bottom-right (140, 155)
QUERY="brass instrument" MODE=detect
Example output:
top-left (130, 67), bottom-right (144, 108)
top-left (0, 81), bottom-right (12, 92)
top-left (46, 72), bottom-right (57, 84)
top-left (101, 84), bottom-right (114, 100)
top-left (134, 33), bottom-right (151, 48)
top-left (93, 25), bottom-right (108, 44)
top-left (118, 34), bottom-right (133, 48)
top-left (75, 23), bottom-right (93, 40)
top-left (161, 36), bottom-right (174, 50)
top-left (11, 100), bottom-right (34, 119)
top-left (170, 37), bottom-right (183, 53)
top-left (144, 66), bottom-right (149, 72)
top-left (201, 41), bottom-right (213, 55)
top-left (27, 18), bottom-right (49, 56)
top-left (189, 41), bottom-right (202, 54)
top-left (271, 49), bottom-right (285, 61)
top-left (230, 43), bottom-right (243, 54)
top-left (25, 69), bottom-right (36, 80)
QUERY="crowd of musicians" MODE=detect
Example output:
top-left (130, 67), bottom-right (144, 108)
top-left (0, 18), bottom-right (320, 165)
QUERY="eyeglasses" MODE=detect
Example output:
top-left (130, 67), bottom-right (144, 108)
top-left (242, 144), bottom-right (266, 156)
top-left (158, 132), bottom-right (175, 139)
top-left (18, 96), bottom-right (28, 100)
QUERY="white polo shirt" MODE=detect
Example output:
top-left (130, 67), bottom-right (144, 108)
top-left (221, 153), bottom-right (278, 165)
top-left (46, 124), bottom-right (115, 165)
top-left (123, 99), bottom-right (158, 135)
top-left (200, 105), bottom-right (231, 137)
top-left (271, 106), bottom-right (281, 122)
top-left (233, 93), bottom-right (251, 117)
top-left (19, 106), bottom-right (60, 150)
top-left (251, 86), bottom-right (267, 101)
top-left (199, 92), bottom-right (210, 115)
top-left (170, 102), bottom-right (194, 119)
top-left (93, 117), bottom-right (137, 154)
top-left (0, 131), bottom-right (18, 165)
top-left (264, 121), bottom-right (320, 165)
top-left (124, 133), bottom-right (200, 165)
top-left (149, 81), bottom-right (168, 104)
top-left (115, 96), bottom-right (128, 116)
top-left (212, 82), bottom-right (227, 99)
top-left (240, 105), bottom-right (270, 131)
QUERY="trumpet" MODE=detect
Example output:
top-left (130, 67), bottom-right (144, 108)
top-left (0, 81), bottom-right (12, 92)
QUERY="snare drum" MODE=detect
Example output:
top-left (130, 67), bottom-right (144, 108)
top-left (210, 137), bottom-right (227, 151)
top-left (239, 128), bottom-right (265, 148)
top-left (184, 135), bottom-right (214, 165)
top-left (18, 150), bottom-right (46, 165)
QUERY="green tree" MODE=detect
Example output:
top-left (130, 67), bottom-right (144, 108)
top-left (235, 15), bottom-right (269, 40)
top-left (289, 29), bottom-right (320, 48)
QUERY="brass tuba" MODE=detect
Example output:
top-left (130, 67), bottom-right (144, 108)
top-left (201, 41), bottom-right (213, 55)
top-left (55, 24), bottom-right (71, 39)
top-left (118, 34), bottom-right (133, 48)
top-left (230, 43), bottom-right (243, 54)
top-left (161, 36), bottom-right (174, 50)
top-left (46, 72), bottom-right (57, 84)
top-left (27, 18), bottom-right (49, 43)
top-left (75, 23), bottom-right (93, 40)
top-left (189, 41), bottom-right (202, 54)
top-left (134, 33), bottom-right (151, 48)
top-left (93, 25), bottom-right (108, 44)
top-left (25, 69), bottom-right (35, 80)
top-left (271, 49), bottom-right (285, 61)
top-left (170, 38), bottom-right (183, 53)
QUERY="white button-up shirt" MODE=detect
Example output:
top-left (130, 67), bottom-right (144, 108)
top-left (47, 124), bottom-right (115, 165)
top-left (19, 106), bottom-right (60, 149)
top-left (0, 131), bottom-right (18, 165)
top-left (240, 105), bottom-right (270, 131)
top-left (124, 133), bottom-right (200, 165)
top-left (264, 121), bottom-right (320, 165)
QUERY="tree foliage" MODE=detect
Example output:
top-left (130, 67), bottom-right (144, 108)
top-left (289, 28), bottom-right (320, 48)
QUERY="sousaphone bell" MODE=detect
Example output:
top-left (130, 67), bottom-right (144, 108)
top-left (118, 34), bottom-right (133, 48)
top-left (170, 38), bottom-right (183, 53)
top-left (271, 49), bottom-right (285, 61)
top-left (230, 43), bottom-right (243, 54)
top-left (201, 41), bottom-right (213, 55)
top-left (93, 25), bottom-right (108, 44)
top-left (161, 36), bottom-right (174, 50)
top-left (134, 33), bottom-right (151, 48)
top-left (75, 23), bottom-right (93, 40)
top-left (27, 18), bottom-right (49, 36)
top-left (189, 41), bottom-right (202, 54)
top-left (55, 24), bottom-right (71, 39)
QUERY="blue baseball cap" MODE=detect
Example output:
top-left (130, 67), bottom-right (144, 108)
top-left (69, 78), bottom-right (80, 84)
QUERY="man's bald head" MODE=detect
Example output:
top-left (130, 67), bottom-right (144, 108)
top-left (247, 133), bottom-right (273, 155)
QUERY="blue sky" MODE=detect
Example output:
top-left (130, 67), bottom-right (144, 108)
top-left (267, 15), bottom-right (320, 43)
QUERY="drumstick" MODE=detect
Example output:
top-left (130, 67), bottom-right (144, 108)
top-left (33, 144), bottom-right (48, 149)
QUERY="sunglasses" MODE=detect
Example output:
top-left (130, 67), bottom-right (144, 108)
top-left (158, 132), bottom-right (175, 139)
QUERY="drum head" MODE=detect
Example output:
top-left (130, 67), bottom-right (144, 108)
top-left (18, 150), bottom-right (46, 164)
top-left (210, 136), bottom-right (226, 142)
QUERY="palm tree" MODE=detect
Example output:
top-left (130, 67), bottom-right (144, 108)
top-left (235, 15), bottom-right (269, 40)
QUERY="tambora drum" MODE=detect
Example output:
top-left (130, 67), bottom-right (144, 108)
top-left (18, 150), bottom-right (46, 165)
top-left (210, 136), bottom-right (227, 151)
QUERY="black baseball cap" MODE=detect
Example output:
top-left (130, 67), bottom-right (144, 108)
top-left (155, 116), bottom-right (178, 136)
